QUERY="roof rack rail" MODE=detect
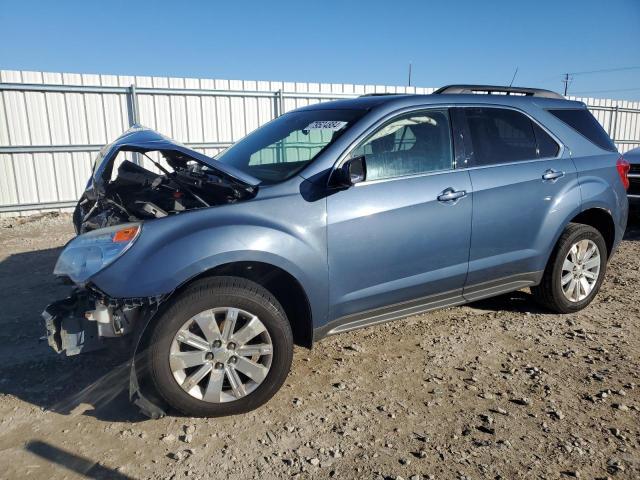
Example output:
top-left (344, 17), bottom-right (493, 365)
top-left (433, 84), bottom-right (564, 99)
top-left (359, 93), bottom-right (400, 97)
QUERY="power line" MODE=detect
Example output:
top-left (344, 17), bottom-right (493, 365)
top-left (568, 66), bottom-right (640, 76)
top-left (571, 87), bottom-right (640, 95)
top-left (559, 65), bottom-right (640, 95)
top-left (534, 66), bottom-right (640, 84)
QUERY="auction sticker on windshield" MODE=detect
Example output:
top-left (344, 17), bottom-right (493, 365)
top-left (303, 120), bottom-right (348, 131)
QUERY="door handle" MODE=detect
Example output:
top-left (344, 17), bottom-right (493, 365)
top-left (437, 188), bottom-right (467, 202)
top-left (542, 169), bottom-right (565, 181)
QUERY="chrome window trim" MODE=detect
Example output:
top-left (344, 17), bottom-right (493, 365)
top-left (353, 165), bottom-right (460, 187)
top-left (462, 155), bottom-right (567, 173)
top-left (331, 103), bottom-right (566, 185)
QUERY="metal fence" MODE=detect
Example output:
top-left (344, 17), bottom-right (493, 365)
top-left (1, 69), bottom-right (639, 216)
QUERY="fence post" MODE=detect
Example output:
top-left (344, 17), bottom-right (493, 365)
top-left (276, 89), bottom-right (284, 117)
top-left (608, 106), bottom-right (615, 136)
top-left (126, 84), bottom-right (141, 164)
top-left (272, 89), bottom-right (285, 162)
top-left (611, 105), bottom-right (619, 146)
top-left (127, 84), bottom-right (140, 126)
top-left (273, 90), bottom-right (279, 118)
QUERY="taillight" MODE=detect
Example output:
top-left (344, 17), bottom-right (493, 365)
top-left (616, 157), bottom-right (630, 190)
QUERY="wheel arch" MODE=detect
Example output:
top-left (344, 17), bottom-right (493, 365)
top-left (570, 207), bottom-right (616, 257)
top-left (537, 206), bottom-right (616, 282)
top-left (127, 259), bottom-right (315, 417)
top-left (171, 261), bottom-right (314, 349)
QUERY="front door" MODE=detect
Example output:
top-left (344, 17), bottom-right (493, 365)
top-left (326, 108), bottom-right (473, 323)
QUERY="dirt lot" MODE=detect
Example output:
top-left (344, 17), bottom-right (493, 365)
top-left (0, 213), bottom-right (638, 480)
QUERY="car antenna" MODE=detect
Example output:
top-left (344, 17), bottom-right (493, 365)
top-left (509, 67), bottom-right (519, 87)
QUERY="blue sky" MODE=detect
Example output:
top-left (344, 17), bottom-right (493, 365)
top-left (1, 0), bottom-right (639, 100)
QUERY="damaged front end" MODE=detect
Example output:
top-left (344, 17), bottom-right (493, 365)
top-left (43, 286), bottom-right (167, 418)
top-left (42, 288), bottom-right (150, 356)
top-left (73, 125), bottom-right (259, 233)
top-left (43, 291), bottom-right (99, 356)
top-left (42, 126), bottom-right (262, 418)
top-left (43, 219), bottom-right (162, 415)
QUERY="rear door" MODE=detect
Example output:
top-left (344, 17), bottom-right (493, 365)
top-left (459, 106), bottom-right (580, 299)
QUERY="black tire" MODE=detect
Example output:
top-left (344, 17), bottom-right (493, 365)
top-left (532, 223), bottom-right (607, 313)
top-left (147, 276), bottom-right (293, 417)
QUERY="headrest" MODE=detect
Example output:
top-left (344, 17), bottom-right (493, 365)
top-left (371, 134), bottom-right (395, 154)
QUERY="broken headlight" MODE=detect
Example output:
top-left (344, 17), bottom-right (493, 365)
top-left (54, 223), bottom-right (141, 284)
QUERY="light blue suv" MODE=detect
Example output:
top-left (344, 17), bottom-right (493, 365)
top-left (44, 85), bottom-right (630, 417)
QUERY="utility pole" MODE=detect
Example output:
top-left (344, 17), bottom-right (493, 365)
top-left (408, 63), bottom-right (412, 87)
top-left (562, 73), bottom-right (569, 96)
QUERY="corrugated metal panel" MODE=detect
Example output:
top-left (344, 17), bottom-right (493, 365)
top-left (1, 69), bottom-right (639, 216)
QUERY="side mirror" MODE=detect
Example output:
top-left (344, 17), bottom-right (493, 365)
top-left (333, 155), bottom-right (367, 187)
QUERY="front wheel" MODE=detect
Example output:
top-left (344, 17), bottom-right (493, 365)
top-left (147, 277), bottom-right (293, 417)
top-left (532, 223), bottom-right (607, 313)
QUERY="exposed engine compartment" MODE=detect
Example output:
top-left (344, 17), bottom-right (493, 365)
top-left (74, 151), bottom-right (256, 233)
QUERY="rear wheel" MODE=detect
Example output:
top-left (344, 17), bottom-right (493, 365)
top-left (147, 277), bottom-right (293, 417)
top-left (532, 223), bottom-right (607, 313)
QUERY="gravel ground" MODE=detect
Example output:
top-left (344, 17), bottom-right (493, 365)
top-left (0, 212), bottom-right (638, 480)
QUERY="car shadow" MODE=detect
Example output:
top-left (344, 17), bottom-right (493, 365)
top-left (0, 246), bottom-right (147, 423)
top-left (25, 440), bottom-right (135, 479)
top-left (467, 289), bottom-right (550, 314)
top-left (469, 212), bottom-right (640, 313)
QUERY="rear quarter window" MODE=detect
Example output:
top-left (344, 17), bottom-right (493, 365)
top-left (548, 109), bottom-right (617, 152)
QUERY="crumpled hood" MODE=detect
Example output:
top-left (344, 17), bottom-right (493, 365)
top-left (94, 126), bottom-right (261, 188)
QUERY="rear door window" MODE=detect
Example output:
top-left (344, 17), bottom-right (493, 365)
top-left (532, 123), bottom-right (560, 158)
top-left (548, 108), bottom-right (617, 152)
top-left (464, 108), bottom-right (560, 166)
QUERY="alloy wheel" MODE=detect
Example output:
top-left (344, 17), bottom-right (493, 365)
top-left (169, 307), bottom-right (273, 403)
top-left (560, 239), bottom-right (601, 302)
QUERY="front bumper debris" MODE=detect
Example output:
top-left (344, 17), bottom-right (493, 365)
top-left (42, 292), bottom-right (104, 356)
top-left (42, 288), bottom-right (169, 418)
top-left (43, 289), bottom-right (144, 356)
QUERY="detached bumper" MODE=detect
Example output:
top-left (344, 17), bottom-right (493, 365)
top-left (43, 289), bottom-right (168, 418)
top-left (42, 293), bottom-right (104, 356)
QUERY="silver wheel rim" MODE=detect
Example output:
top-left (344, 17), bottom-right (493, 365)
top-left (169, 307), bottom-right (273, 403)
top-left (561, 239), bottom-right (601, 303)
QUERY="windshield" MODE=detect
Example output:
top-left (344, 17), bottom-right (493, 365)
top-left (215, 109), bottom-right (366, 183)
